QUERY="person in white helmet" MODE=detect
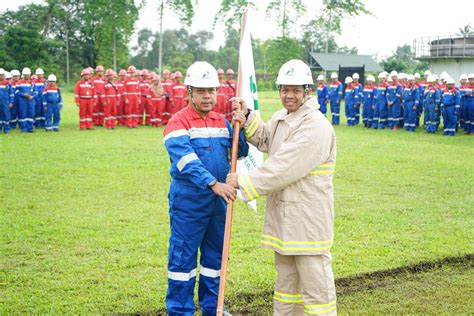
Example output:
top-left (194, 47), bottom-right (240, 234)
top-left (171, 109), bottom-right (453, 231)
top-left (440, 78), bottom-right (461, 136)
top-left (0, 68), bottom-right (14, 133)
top-left (9, 69), bottom-right (21, 129)
top-left (463, 73), bottom-right (474, 134)
top-left (344, 76), bottom-right (358, 126)
top-left (34, 68), bottom-right (46, 129)
top-left (316, 74), bottom-right (329, 115)
top-left (42, 74), bottom-right (63, 132)
top-left (352, 73), bottom-right (362, 124)
top-left (163, 61), bottom-right (248, 315)
top-left (361, 74), bottom-right (376, 127)
top-left (402, 75), bottom-right (420, 132)
top-left (422, 75), bottom-right (441, 133)
top-left (372, 72), bottom-right (389, 129)
top-left (16, 67), bottom-right (37, 132)
top-left (328, 72), bottom-right (343, 125)
top-left (227, 59), bottom-right (337, 315)
top-left (386, 70), bottom-right (403, 129)
top-left (458, 74), bottom-right (469, 131)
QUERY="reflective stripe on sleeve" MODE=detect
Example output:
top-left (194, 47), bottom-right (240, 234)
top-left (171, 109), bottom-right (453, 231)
top-left (177, 153), bottom-right (199, 172)
top-left (304, 300), bottom-right (337, 314)
top-left (245, 115), bottom-right (261, 138)
top-left (163, 129), bottom-right (190, 142)
top-left (168, 268), bottom-right (197, 281)
top-left (310, 162), bottom-right (336, 175)
top-left (273, 291), bottom-right (303, 304)
top-left (261, 234), bottom-right (333, 252)
top-left (239, 174), bottom-right (260, 201)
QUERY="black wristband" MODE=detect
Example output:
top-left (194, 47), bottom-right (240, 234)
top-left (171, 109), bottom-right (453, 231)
top-left (208, 180), bottom-right (217, 188)
top-left (245, 109), bottom-right (252, 120)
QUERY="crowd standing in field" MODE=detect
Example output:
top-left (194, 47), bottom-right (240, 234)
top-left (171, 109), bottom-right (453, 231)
top-left (1, 65), bottom-right (473, 135)
top-left (316, 70), bottom-right (474, 136)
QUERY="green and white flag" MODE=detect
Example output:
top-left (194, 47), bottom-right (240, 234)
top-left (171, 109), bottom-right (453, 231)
top-left (236, 9), bottom-right (263, 212)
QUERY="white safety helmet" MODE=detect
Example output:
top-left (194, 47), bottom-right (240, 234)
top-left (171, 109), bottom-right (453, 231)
top-left (440, 71), bottom-right (449, 80)
top-left (407, 74), bottom-right (415, 81)
top-left (399, 73), bottom-right (406, 80)
top-left (22, 67), bottom-right (32, 75)
top-left (378, 72), bottom-right (386, 79)
top-left (0, 68), bottom-right (4, 75)
top-left (367, 75), bottom-right (375, 82)
top-left (424, 70), bottom-right (431, 76)
top-left (344, 76), bottom-right (353, 84)
top-left (459, 74), bottom-right (468, 81)
top-left (390, 70), bottom-right (398, 77)
top-left (276, 59), bottom-right (313, 86)
top-left (427, 75), bottom-right (436, 83)
top-left (387, 77), bottom-right (393, 83)
top-left (433, 74), bottom-right (439, 81)
top-left (36, 68), bottom-right (44, 75)
top-left (5, 71), bottom-right (12, 79)
top-left (352, 73), bottom-right (360, 79)
top-left (330, 72), bottom-right (338, 79)
top-left (11, 69), bottom-right (20, 77)
top-left (446, 78), bottom-right (455, 85)
top-left (184, 61), bottom-right (219, 88)
top-left (414, 73), bottom-right (421, 79)
top-left (317, 74), bottom-right (325, 81)
top-left (48, 74), bottom-right (57, 82)
top-left (467, 73), bottom-right (474, 79)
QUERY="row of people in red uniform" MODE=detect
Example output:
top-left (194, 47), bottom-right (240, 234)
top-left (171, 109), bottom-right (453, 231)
top-left (74, 65), bottom-right (237, 129)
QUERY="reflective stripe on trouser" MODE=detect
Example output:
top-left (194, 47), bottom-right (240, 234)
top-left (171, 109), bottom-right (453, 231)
top-left (0, 101), bottom-right (11, 132)
top-left (166, 181), bottom-right (226, 316)
top-left (45, 104), bottom-right (61, 130)
top-left (274, 252), bottom-right (336, 316)
top-left (79, 99), bottom-right (93, 129)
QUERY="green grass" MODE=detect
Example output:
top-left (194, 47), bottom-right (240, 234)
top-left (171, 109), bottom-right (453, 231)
top-left (1, 91), bottom-right (473, 313)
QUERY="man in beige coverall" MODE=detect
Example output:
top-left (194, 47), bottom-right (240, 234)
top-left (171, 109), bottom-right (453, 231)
top-left (227, 59), bottom-right (337, 315)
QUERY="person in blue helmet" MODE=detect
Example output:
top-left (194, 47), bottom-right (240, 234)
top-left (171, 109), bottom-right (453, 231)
top-left (163, 61), bottom-right (249, 316)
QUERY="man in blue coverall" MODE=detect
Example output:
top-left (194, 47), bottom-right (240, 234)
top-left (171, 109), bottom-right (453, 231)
top-left (163, 61), bottom-right (249, 315)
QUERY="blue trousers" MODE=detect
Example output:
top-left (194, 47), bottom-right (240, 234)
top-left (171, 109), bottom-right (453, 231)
top-left (10, 98), bottom-right (18, 129)
top-left (442, 106), bottom-right (457, 136)
top-left (45, 103), bottom-right (61, 131)
top-left (18, 98), bottom-right (35, 132)
top-left (345, 101), bottom-right (356, 126)
top-left (35, 96), bottom-right (46, 128)
top-left (403, 102), bottom-right (416, 132)
top-left (354, 103), bottom-right (361, 124)
top-left (166, 181), bottom-right (226, 316)
top-left (362, 103), bottom-right (374, 127)
top-left (388, 101), bottom-right (401, 128)
top-left (1, 100), bottom-right (11, 133)
top-left (372, 101), bottom-right (388, 129)
top-left (416, 102), bottom-right (423, 126)
top-left (424, 104), bottom-right (438, 133)
top-left (330, 100), bottom-right (340, 125)
top-left (318, 98), bottom-right (327, 115)
top-left (465, 99), bottom-right (474, 134)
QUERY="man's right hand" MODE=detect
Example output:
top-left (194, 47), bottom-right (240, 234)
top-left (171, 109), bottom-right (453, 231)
top-left (231, 97), bottom-right (248, 115)
top-left (211, 182), bottom-right (237, 203)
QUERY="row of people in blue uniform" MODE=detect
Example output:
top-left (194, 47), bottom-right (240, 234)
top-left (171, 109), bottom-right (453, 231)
top-left (315, 70), bottom-right (474, 136)
top-left (0, 68), bottom-right (63, 133)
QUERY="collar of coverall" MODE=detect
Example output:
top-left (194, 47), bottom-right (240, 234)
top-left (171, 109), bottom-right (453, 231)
top-left (277, 96), bottom-right (319, 123)
top-left (187, 104), bottom-right (222, 120)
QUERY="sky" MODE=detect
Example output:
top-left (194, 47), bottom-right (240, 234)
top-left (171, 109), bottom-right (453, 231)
top-left (1, 0), bottom-right (473, 60)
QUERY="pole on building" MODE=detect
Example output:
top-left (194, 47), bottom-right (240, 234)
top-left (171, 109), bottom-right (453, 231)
top-left (158, 0), bottom-right (164, 73)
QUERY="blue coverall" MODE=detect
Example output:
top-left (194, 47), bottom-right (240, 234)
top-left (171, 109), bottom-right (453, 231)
top-left (316, 84), bottom-right (328, 115)
top-left (402, 86), bottom-right (420, 132)
top-left (423, 87), bottom-right (441, 134)
top-left (43, 86), bottom-right (63, 131)
top-left (386, 82), bottom-right (402, 128)
top-left (0, 80), bottom-right (13, 133)
top-left (328, 81), bottom-right (342, 125)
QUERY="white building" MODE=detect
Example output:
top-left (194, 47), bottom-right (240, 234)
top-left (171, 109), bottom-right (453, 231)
top-left (413, 34), bottom-right (474, 82)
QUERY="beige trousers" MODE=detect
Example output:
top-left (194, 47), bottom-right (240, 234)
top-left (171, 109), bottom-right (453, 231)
top-left (273, 252), bottom-right (337, 316)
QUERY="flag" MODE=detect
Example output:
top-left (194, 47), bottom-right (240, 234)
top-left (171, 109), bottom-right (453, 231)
top-left (236, 9), bottom-right (264, 212)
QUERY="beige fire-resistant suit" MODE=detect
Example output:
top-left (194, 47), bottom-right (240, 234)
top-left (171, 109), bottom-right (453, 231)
top-left (237, 96), bottom-right (337, 315)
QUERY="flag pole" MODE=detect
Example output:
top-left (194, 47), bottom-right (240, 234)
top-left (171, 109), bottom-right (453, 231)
top-left (216, 8), bottom-right (248, 316)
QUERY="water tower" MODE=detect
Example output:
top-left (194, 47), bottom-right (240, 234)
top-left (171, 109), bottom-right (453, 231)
top-left (413, 34), bottom-right (474, 81)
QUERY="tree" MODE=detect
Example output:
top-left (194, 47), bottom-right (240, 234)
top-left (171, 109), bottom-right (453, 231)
top-left (457, 24), bottom-right (474, 37)
top-left (263, 37), bottom-right (303, 74)
top-left (381, 44), bottom-right (428, 73)
top-left (214, 0), bottom-right (255, 30)
top-left (265, 0), bottom-right (305, 38)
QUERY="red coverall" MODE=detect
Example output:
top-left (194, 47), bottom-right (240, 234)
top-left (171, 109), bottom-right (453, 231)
top-left (103, 80), bottom-right (119, 129)
top-left (74, 79), bottom-right (96, 129)
top-left (124, 77), bottom-right (140, 128)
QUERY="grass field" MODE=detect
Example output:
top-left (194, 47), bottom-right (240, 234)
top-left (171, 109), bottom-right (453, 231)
top-left (1, 91), bottom-right (473, 314)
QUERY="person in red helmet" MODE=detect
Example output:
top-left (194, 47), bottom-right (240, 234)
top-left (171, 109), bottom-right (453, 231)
top-left (103, 69), bottom-right (119, 129)
top-left (74, 68), bottom-right (96, 130)
top-left (115, 69), bottom-right (127, 126)
top-left (216, 68), bottom-right (228, 117)
top-left (161, 69), bottom-right (174, 123)
top-left (171, 71), bottom-right (187, 113)
top-left (146, 74), bottom-right (165, 127)
top-left (139, 69), bottom-right (151, 125)
top-left (124, 65), bottom-right (141, 128)
top-left (92, 65), bottom-right (105, 126)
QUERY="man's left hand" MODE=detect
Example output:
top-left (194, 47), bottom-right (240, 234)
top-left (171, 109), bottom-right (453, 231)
top-left (226, 173), bottom-right (239, 188)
